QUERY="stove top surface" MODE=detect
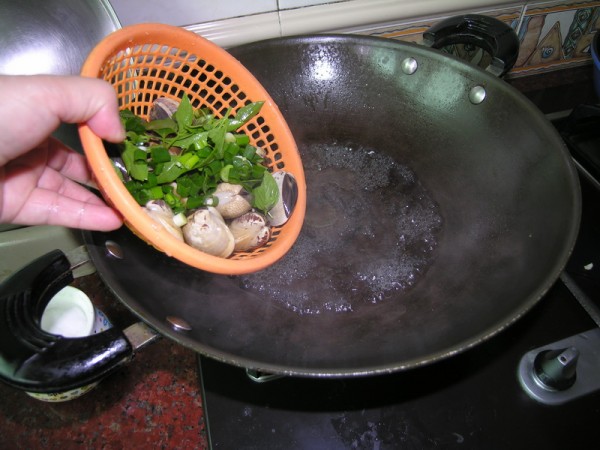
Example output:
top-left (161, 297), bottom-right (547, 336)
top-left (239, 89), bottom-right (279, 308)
top-left (200, 288), bottom-right (597, 449)
top-left (199, 106), bottom-right (600, 449)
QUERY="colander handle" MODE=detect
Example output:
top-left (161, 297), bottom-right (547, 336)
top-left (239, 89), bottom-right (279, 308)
top-left (423, 14), bottom-right (519, 77)
top-left (0, 249), bottom-right (133, 394)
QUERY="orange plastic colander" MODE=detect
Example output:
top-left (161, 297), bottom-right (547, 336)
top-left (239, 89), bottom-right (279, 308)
top-left (79, 24), bottom-right (306, 275)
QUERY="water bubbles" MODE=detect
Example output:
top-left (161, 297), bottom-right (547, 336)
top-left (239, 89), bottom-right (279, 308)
top-left (240, 142), bottom-right (443, 315)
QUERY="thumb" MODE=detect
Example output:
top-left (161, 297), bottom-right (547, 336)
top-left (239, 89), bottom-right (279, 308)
top-left (0, 75), bottom-right (124, 166)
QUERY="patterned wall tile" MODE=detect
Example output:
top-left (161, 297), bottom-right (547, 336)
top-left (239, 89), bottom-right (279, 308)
top-left (513, 1), bottom-right (600, 75)
top-left (336, 7), bottom-right (523, 75)
top-left (363, 7), bottom-right (522, 44)
top-left (338, 2), bottom-right (599, 76)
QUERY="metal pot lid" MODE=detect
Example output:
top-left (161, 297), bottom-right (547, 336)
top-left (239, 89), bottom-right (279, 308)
top-left (0, 0), bottom-right (120, 76)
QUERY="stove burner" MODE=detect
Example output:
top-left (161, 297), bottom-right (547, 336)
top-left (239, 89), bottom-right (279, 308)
top-left (518, 328), bottom-right (600, 405)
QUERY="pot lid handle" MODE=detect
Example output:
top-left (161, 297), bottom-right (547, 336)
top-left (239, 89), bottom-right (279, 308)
top-left (423, 14), bottom-right (520, 77)
top-left (0, 249), bottom-right (133, 393)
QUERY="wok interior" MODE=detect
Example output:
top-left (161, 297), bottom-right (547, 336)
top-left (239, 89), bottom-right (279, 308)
top-left (88, 35), bottom-right (580, 376)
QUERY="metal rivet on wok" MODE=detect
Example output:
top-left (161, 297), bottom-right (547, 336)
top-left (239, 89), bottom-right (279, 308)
top-left (105, 240), bottom-right (123, 259)
top-left (166, 316), bottom-right (192, 332)
top-left (469, 85), bottom-right (487, 105)
top-left (401, 57), bottom-right (418, 75)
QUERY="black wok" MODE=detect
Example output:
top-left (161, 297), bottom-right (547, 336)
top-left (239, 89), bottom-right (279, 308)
top-left (91, 33), bottom-right (580, 374)
top-left (0, 26), bottom-right (581, 390)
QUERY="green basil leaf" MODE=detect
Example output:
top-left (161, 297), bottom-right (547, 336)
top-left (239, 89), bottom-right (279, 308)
top-left (174, 95), bottom-right (194, 130)
top-left (252, 171), bottom-right (279, 213)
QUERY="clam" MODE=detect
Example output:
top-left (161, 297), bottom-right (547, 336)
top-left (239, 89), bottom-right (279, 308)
top-left (182, 207), bottom-right (235, 258)
top-left (111, 156), bottom-right (131, 182)
top-left (143, 200), bottom-right (184, 241)
top-left (229, 211), bottom-right (271, 252)
top-left (212, 183), bottom-right (253, 219)
top-left (149, 97), bottom-right (180, 120)
top-left (267, 171), bottom-right (298, 226)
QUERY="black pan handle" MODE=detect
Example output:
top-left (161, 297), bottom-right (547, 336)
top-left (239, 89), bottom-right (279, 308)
top-left (423, 14), bottom-right (519, 77)
top-left (0, 250), bottom-right (133, 393)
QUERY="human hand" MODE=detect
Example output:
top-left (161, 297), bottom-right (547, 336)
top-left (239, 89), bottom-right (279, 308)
top-left (0, 75), bottom-right (125, 231)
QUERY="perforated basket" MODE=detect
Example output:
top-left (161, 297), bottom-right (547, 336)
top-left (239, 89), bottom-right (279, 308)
top-left (79, 24), bottom-right (306, 275)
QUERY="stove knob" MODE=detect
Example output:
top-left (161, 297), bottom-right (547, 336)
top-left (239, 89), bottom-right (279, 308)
top-left (533, 347), bottom-right (579, 391)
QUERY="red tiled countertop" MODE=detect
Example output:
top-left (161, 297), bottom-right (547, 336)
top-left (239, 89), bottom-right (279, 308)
top-left (0, 274), bottom-right (208, 449)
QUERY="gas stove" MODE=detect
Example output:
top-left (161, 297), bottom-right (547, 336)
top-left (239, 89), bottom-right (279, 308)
top-left (197, 105), bottom-right (600, 449)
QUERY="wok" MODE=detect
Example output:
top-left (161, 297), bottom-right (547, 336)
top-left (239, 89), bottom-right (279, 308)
top-left (0, 20), bottom-right (581, 392)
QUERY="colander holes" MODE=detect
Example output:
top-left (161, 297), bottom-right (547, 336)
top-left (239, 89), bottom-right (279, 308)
top-left (175, 48), bottom-right (188, 58)
top-left (144, 54), bottom-right (157, 65)
top-left (156, 44), bottom-right (170, 54)
top-left (195, 59), bottom-right (207, 70)
top-left (206, 94), bottom-right (216, 104)
top-left (189, 83), bottom-right (201, 95)
top-left (214, 70), bottom-right (223, 79)
top-left (231, 84), bottom-right (239, 93)
top-left (205, 64), bottom-right (215, 73)
top-left (206, 78), bottom-right (217, 88)
top-left (213, 101), bottom-right (224, 113)
top-left (142, 91), bottom-right (153, 103)
top-left (222, 76), bottom-right (232, 85)
top-left (130, 45), bottom-right (143, 56)
top-left (198, 73), bottom-right (208, 82)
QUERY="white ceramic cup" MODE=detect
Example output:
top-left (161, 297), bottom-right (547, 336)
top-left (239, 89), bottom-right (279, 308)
top-left (40, 286), bottom-right (95, 338)
top-left (26, 286), bottom-right (112, 402)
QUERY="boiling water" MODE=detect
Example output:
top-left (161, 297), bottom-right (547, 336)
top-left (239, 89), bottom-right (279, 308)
top-left (239, 142), bottom-right (443, 315)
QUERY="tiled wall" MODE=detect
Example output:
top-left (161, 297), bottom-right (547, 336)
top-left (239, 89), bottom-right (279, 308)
top-left (108, 0), bottom-right (600, 77)
top-left (347, 0), bottom-right (600, 77)
top-left (515, 1), bottom-right (599, 75)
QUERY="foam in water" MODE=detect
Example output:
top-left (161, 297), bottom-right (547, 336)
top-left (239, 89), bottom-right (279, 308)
top-left (239, 142), bottom-right (443, 315)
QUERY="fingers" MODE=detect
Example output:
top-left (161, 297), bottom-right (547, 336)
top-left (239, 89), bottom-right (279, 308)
top-left (8, 168), bottom-right (122, 231)
top-left (0, 139), bottom-right (123, 231)
top-left (47, 76), bottom-right (125, 143)
top-left (0, 75), bottom-right (124, 166)
top-left (45, 137), bottom-right (96, 186)
top-left (15, 187), bottom-right (123, 231)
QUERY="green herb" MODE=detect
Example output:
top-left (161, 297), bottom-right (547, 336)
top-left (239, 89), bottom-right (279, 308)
top-left (118, 95), bottom-right (270, 215)
top-left (252, 171), bottom-right (279, 214)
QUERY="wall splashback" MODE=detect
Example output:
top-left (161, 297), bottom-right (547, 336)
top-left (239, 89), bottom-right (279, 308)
top-left (108, 0), bottom-right (600, 77)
